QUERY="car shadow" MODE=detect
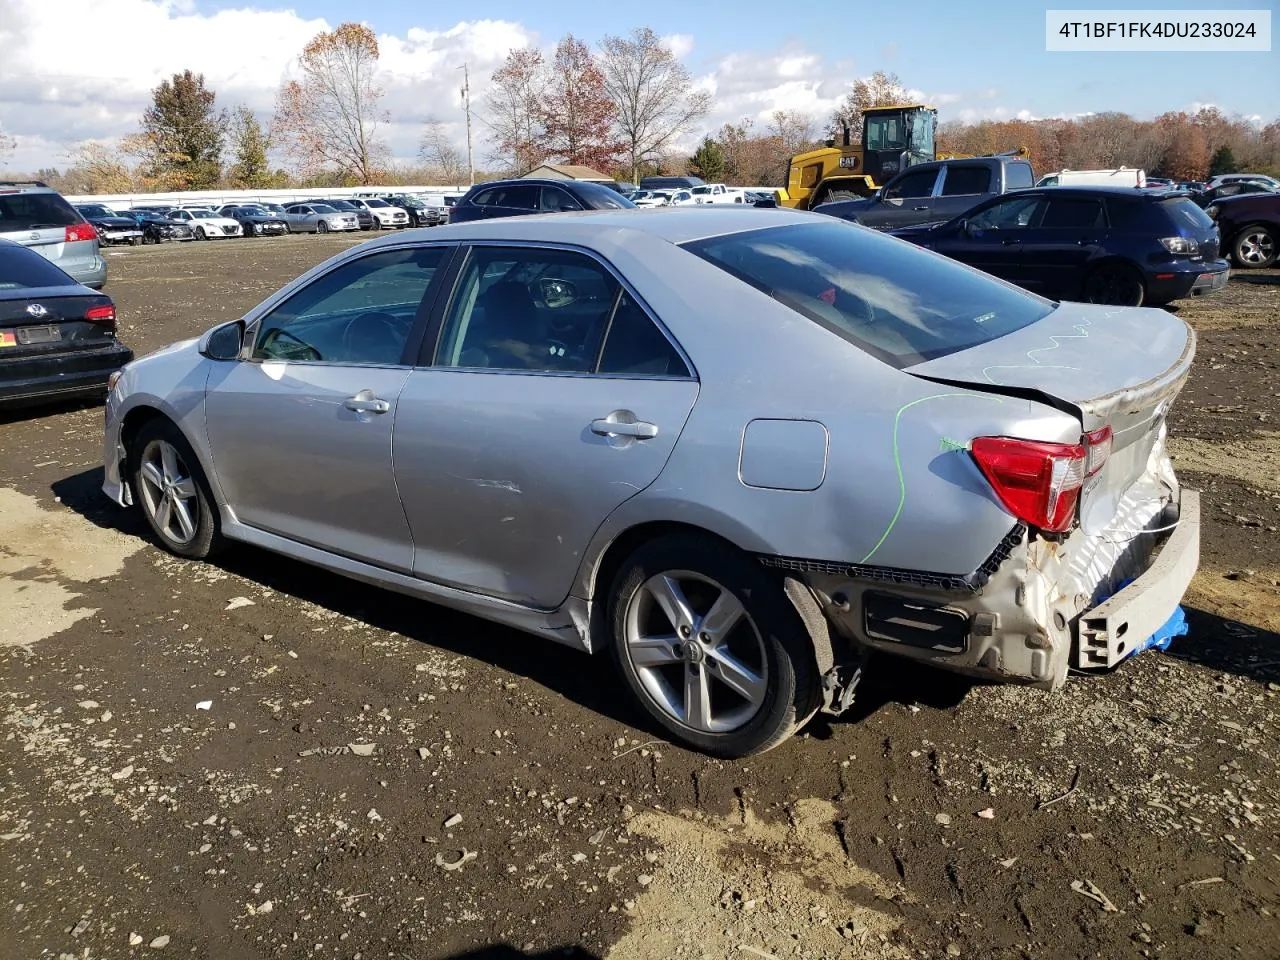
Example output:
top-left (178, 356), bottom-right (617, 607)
top-left (442, 948), bottom-right (599, 960)
top-left (1230, 272), bottom-right (1280, 287)
top-left (1172, 605), bottom-right (1280, 685)
top-left (0, 395), bottom-right (104, 425)
top-left (50, 467), bottom-right (657, 738)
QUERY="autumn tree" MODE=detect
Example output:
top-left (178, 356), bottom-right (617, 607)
top-left (64, 141), bottom-right (135, 194)
top-left (227, 106), bottom-right (272, 188)
top-left (484, 47), bottom-right (548, 174)
top-left (273, 23), bottom-right (388, 184)
top-left (141, 70), bottom-right (224, 189)
top-left (829, 71), bottom-right (908, 141)
top-left (419, 119), bottom-right (467, 186)
top-left (689, 135), bottom-right (726, 181)
top-left (539, 35), bottom-right (618, 169)
top-left (769, 110), bottom-right (818, 152)
top-left (598, 27), bottom-right (711, 183)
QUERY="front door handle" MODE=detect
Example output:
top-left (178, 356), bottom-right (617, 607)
top-left (591, 415), bottom-right (658, 439)
top-left (344, 391), bottom-right (390, 414)
top-left (1001, 238), bottom-right (1021, 246)
top-left (912, 205), bottom-right (930, 211)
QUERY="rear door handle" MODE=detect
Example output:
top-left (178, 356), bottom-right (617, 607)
top-left (1001, 238), bottom-right (1021, 246)
top-left (912, 205), bottom-right (930, 211)
top-left (591, 416), bottom-right (658, 439)
top-left (344, 392), bottom-right (390, 414)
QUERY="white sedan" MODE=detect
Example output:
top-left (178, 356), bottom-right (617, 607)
top-left (168, 209), bottom-right (243, 240)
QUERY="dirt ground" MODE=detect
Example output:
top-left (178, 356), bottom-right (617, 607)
top-left (1, 234), bottom-right (1277, 960)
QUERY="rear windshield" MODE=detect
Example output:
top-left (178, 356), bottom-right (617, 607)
top-left (1161, 197), bottom-right (1215, 231)
top-left (0, 244), bottom-right (77, 289)
top-left (0, 192), bottom-right (82, 232)
top-left (683, 220), bottom-right (1054, 368)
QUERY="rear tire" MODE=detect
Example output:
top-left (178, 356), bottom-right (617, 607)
top-left (130, 419), bottom-right (221, 560)
top-left (607, 535), bottom-right (822, 757)
top-left (1232, 224), bottom-right (1277, 268)
top-left (1083, 262), bottom-right (1145, 306)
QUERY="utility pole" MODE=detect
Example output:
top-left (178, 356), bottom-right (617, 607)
top-left (458, 63), bottom-right (474, 186)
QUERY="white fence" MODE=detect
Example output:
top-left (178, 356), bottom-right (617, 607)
top-left (65, 185), bottom-right (466, 211)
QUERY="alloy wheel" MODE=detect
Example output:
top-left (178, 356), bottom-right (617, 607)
top-left (1238, 229), bottom-right (1275, 266)
top-left (136, 438), bottom-right (199, 546)
top-left (623, 570), bottom-right (768, 734)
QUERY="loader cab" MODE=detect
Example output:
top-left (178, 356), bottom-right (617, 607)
top-left (861, 104), bottom-right (937, 184)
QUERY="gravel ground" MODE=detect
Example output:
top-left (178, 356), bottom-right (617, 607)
top-left (0, 234), bottom-right (1276, 960)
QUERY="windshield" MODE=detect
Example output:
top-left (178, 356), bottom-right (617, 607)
top-left (366, 199), bottom-right (389, 208)
top-left (683, 221), bottom-right (1054, 368)
top-left (239, 205), bottom-right (268, 215)
top-left (190, 210), bottom-right (217, 219)
top-left (864, 113), bottom-right (906, 151)
top-left (324, 200), bottom-right (355, 210)
top-left (76, 205), bottom-right (112, 218)
top-left (312, 204), bottom-right (337, 214)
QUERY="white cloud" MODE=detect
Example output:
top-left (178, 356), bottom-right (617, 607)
top-left (662, 33), bottom-right (695, 60)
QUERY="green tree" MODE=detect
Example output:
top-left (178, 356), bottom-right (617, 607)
top-left (141, 70), bottom-right (225, 188)
top-left (689, 135), bottom-right (726, 182)
top-left (227, 106), bottom-right (272, 188)
top-left (1208, 144), bottom-right (1237, 177)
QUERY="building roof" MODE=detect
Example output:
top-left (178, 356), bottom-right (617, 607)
top-left (522, 163), bottom-right (613, 182)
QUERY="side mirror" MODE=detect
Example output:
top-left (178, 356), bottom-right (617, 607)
top-left (539, 277), bottom-right (578, 308)
top-left (958, 218), bottom-right (971, 236)
top-left (199, 320), bottom-right (245, 361)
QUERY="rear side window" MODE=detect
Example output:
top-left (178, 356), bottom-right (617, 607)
top-left (1040, 198), bottom-right (1105, 229)
top-left (684, 221), bottom-right (1053, 368)
top-left (940, 166), bottom-right (992, 196)
top-left (598, 293), bottom-right (689, 377)
top-left (0, 244), bottom-right (77, 289)
top-left (1103, 198), bottom-right (1150, 230)
top-left (1004, 162), bottom-right (1034, 189)
top-left (0, 192), bottom-right (82, 231)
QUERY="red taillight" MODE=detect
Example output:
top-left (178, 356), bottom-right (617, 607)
top-left (66, 223), bottom-right (97, 242)
top-left (971, 437), bottom-right (1088, 533)
top-left (1083, 426), bottom-right (1112, 479)
top-left (84, 304), bottom-right (116, 327)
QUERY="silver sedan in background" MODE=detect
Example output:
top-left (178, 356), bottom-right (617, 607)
top-left (282, 203), bottom-right (359, 234)
top-left (100, 208), bottom-right (1199, 757)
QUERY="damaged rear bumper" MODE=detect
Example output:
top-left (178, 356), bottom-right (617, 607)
top-left (783, 483), bottom-right (1199, 694)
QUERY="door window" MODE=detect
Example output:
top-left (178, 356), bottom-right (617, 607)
top-left (967, 195), bottom-right (1044, 230)
top-left (538, 187), bottom-right (584, 212)
top-left (882, 169), bottom-right (939, 200)
top-left (939, 165), bottom-right (992, 196)
top-left (1040, 198), bottom-right (1106, 229)
top-left (597, 293), bottom-right (690, 377)
top-left (252, 247), bottom-right (447, 365)
top-left (437, 247), bottom-right (621, 373)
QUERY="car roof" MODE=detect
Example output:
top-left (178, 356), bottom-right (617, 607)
top-left (370, 206), bottom-right (820, 247)
top-left (1022, 185), bottom-right (1190, 199)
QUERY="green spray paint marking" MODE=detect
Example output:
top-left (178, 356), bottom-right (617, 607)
top-left (937, 437), bottom-right (969, 453)
top-left (859, 392), bottom-right (1007, 565)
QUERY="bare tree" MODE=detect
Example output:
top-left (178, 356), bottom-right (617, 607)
top-left (419, 119), bottom-right (467, 187)
top-left (0, 124), bottom-right (15, 167)
top-left (483, 47), bottom-right (547, 174)
top-left (273, 23), bottom-right (388, 184)
top-left (768, 109), bottom-right (817, 152)
top-left (598, 27), bottom-right (711, 183)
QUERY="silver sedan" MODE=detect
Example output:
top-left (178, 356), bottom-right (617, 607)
top-left (101, 208), bottom-right (1199, 756)
top-left (282, 203), bottom-right (359, 234)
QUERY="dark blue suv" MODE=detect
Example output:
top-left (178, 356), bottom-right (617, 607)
top-left (890, 186), bottom-right (1229, 307)
top-left (448, 178), bottom-right (635, 223)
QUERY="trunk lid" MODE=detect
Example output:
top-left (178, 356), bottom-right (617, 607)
top-left (0, 287), bottom-right (117, 358)
top-left (907, 301), bottom-right (1194, 529)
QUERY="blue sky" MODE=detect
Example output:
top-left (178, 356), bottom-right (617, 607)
top-left (205, 0), bottom-right (1279, 121)
top-left (1, 0), bottom-right (1275, 171)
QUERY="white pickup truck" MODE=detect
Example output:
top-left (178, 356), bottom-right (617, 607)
top-left (687, 183), bottom-right (750, 204)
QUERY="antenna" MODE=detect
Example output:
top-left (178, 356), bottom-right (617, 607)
top-left (458, 63), bottom-right (474, 186)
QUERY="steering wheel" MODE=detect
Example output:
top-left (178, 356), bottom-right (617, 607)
top-left (341, 312), bottom-right (405, 364)
top-left (262, 328), bottom-right (321, 362)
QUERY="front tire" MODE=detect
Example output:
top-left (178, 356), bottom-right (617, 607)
top-left (131, 419), bottom-right (221, 560)
top-left (317, 220), bottom-right (329, 234)
top-left (608, 535), bottom-right (821, 757)
top-left (1232, 224), bottom-right (1277, 268)
top-left (195, 226), bottom-right (207, 241)
top-left (1083, 262), bottom-right (1145, 306)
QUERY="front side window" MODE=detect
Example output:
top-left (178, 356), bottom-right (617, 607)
top-left (684, 221), bottom-right (1054, 368)
top-left (252, 247), bottom-right (446, 365)
top-left (883, 169), bottom-right (938, 200)
top-left (538, 187), bottom-right (583, 212)
top-left (967, 195), bottom-right (1044, 230)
